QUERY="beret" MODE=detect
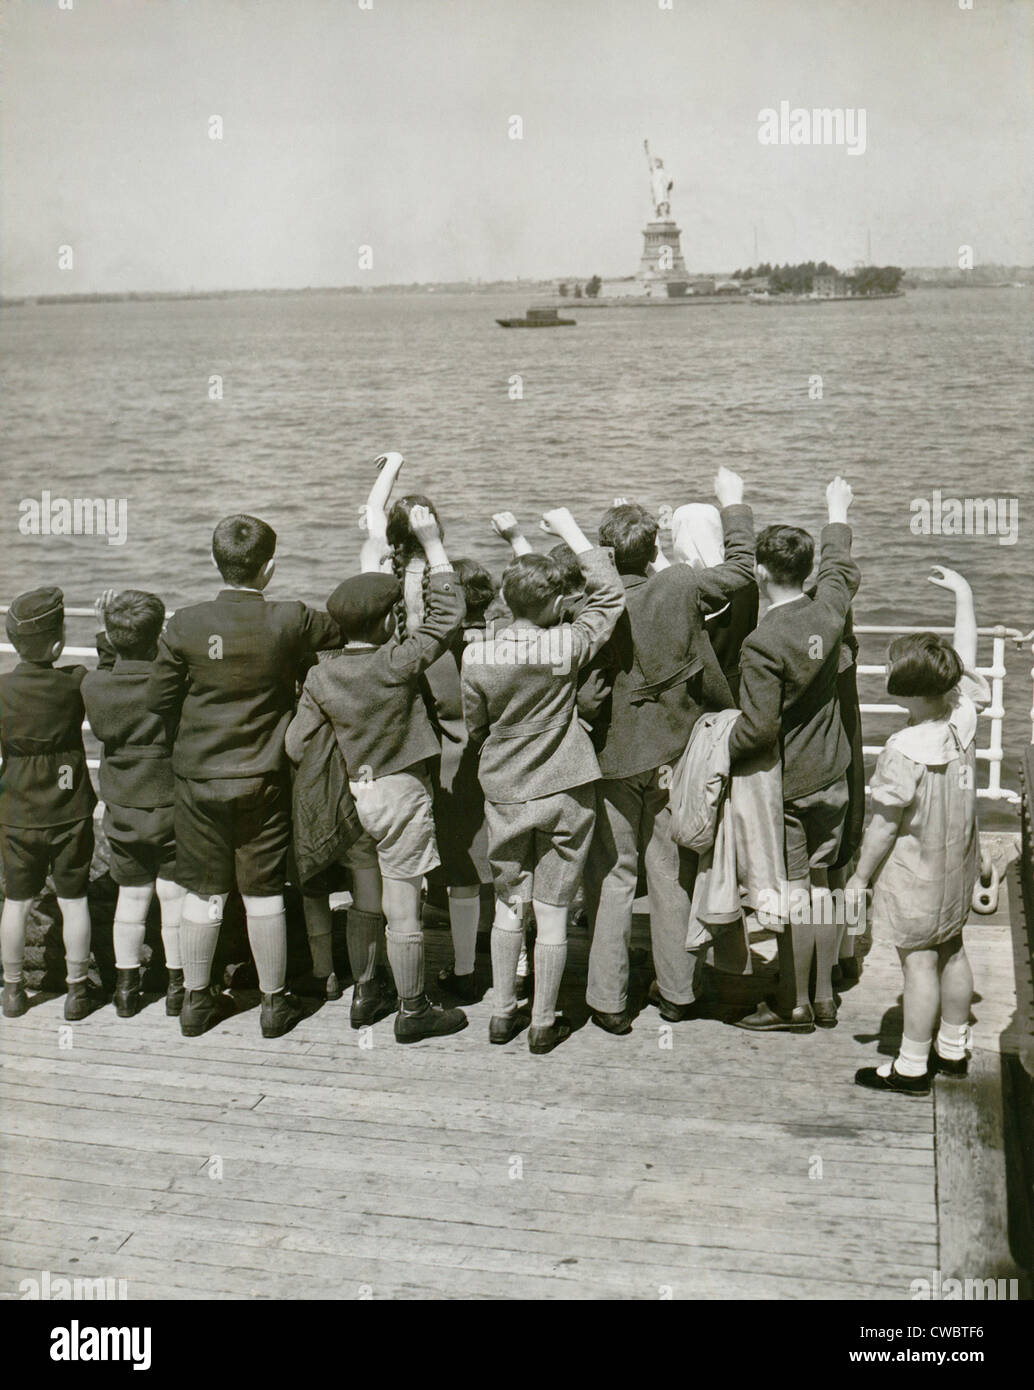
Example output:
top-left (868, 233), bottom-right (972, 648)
top-left (326, 573), bottom-right (402, 636)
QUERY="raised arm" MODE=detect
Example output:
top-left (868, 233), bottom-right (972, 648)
top-left (359, 451), bottom-right (404, 572)
top-left (491, 511), bottom-right (533, 558)
top-left (811, 477), bottom-right (860, 620)
top-left (691, 467), bottom-right (755, 612)
top-left (388, 504), bottom-right (465, 678)
top-left (540, 507), bottom-right (625, 668)
top-left (928, 566), bottom-right (977, 670)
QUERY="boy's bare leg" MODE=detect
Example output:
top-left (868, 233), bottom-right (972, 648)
top-left (875, 946), bottom-right (939, 1078)
top-left (934, 936), bottom-right (973, 1064)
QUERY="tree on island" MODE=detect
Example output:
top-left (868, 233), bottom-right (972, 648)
top-left (585, 274), bottom-right (602, 298)
top-left (852, 265), bottom-right (904, 295)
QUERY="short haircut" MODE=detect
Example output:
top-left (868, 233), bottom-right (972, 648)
top-left (453, 558), bottom-right (498, 621)
top-left (212, 514), bottom-right (277, 586)
top-left (502, 554), bottom-right (563, 620)
top-left (549, 542), bottom-right (583, 594)
top-left (598, 503), bottom-right (657, 574)
top-left (103, 590), bottom-right (166, 659)
top-left (886, 632), bottom-right (964, 698)
top-left (756, 525), bottom-right (815, 587)
top-left (8, 624), bottom-right (62, 663)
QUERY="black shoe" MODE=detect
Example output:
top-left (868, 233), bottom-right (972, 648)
top-left (647, 980), bottom-right (707, 1022)
top-left (350, 977), bottom-right (398, 1029)
top-left (733, 1000), bottom-right (815, 1034)
top-left (180, 987), bottom-right (237, 1037)
top-left (165, 968), bottom-right (185, 1017)
top-left (928, 1048), bottom-right (968, 1078)
top-left (2, 981), bottom-right (28, 1018)
top-left (292, 971), bottom-right (343, 1001)
top-left (529, 1017), bottom-right (572, 1055)
top-left (437, 967), bottom-right (478, 1004)
top-left (395, 1000), bottom-right (468, 1044)
top-left (489, 1009), bottom-right (529, 1044)
top-left (64, 979), bottom-right (106, 1022)
top-left (590, 1008), bottom-right (633, 1036)
top-left (813, 999), bottom-right (838, 1029)
top-left (260, 990), bottom-right (305, 1039)
top-left (114, 968), bottom-right (141, 1018)
top-left (855, 1064), bottom-right (930, 1096)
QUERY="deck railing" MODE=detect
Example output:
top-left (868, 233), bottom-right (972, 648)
top-left (3, 607), bottom-right (1033, 795)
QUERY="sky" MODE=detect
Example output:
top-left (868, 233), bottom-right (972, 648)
top-left (2, 0), bottom-right (1032, 294)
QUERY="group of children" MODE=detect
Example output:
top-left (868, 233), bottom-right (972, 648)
top-left (0, 454), bottom-right (987, 1090)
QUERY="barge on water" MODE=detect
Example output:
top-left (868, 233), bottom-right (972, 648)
top-left (496, 305), bottom-right (576, 328)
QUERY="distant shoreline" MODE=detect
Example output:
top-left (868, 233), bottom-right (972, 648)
top-left (2, 273), bottom-right (1029, 308)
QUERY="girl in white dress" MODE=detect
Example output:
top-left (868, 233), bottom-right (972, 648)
top-left (850, 567), bottom-right (989, 1096)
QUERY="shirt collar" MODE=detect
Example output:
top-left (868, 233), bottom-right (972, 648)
top-left (218, 588), bottom-right (266, 602)
top-left (763, 593), bottom-right (807, 616)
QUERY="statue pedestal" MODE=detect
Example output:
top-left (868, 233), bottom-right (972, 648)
top-left (637, 220), bottom-right (689, 297)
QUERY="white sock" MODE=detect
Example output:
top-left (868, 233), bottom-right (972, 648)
top-left (891, 1035), bottom-right (931, 1077)
top-left (936, 1021), bottom-right (970, 1061)
top-left (448, 894), bottom-right (479, 976)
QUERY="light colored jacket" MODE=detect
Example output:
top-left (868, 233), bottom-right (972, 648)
top-left (669, 709), bottom-right (786, 950)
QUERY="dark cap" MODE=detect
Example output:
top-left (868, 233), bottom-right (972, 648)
top-left (326, 573), bottom-right (402, 637)
top-left (6, 586), bottom-right (65, 639)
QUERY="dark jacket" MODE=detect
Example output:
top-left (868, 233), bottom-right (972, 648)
top-left (285, 569), bottom-right (464, 781)
top-left (146, 589), bottom-right (340, 780)
top-left (728, 522), bottom-right (860, 800)
top-left (83, 652), bottom-right (176, 810)
top-left (288, 714), bottom-right (364, 891)
top-left (0, 663), bottom-right (96, 827)
top-left (587, 504), bottom-right (755, 780)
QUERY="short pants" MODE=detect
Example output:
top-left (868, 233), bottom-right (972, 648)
top-left (348, 767), bottom-right (440, 882)
top-left (174, 773), bottom-right (290, 897)
top-left (484, 783), bottom-right (596, 908)
top-left (0, 817), bottom-right (94, 899)
top-left (783, 775), bottom-right (849, 881)
top-left (104, 802), bottom-right (177, 887)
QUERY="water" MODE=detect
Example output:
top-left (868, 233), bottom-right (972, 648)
top-left (2, 288), bottom-right (1031, 817)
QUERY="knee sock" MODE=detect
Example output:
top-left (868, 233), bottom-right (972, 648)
top-left (180, 900), bottom-right (222, 993)
top-left (936, 1020), bottom-right (970, 1060)
top-left (448, 894), bottom-right (480, 976)
top-left (157, 881), bottom-right (184, 971)
top-left (113, 920), bottom-right (147, 970)
top-left (531, 941), bottom-right (567, 1029)
top-left (491, 925), bottom-right (523, 1017)
top-left (386, 929), bottom-right (424, 1006)
top-left (879, 1035), bottom-right (930, 1078)
top-left (303, 896), bottom-right (335, 978)
top-left (246, 907), bottom-right (288, 995)
top-left (1, 901), bottom-right (30, 982)
top-left (60, 899), bottom-right (92, 984)
top-left (347, 908), bottom-right (385, 986)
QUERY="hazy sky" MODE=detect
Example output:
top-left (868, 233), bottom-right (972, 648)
top-left (3, 0), bottom-right (1032, 294)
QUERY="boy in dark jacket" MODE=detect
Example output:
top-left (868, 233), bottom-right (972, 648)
top-left (731, 477), bottom-right (860, 1033)
top-left (285, 505), bottom-right (469, 1044)
top-left (82, 589), bottom-right (184, 1020)
top-left (1, 587), bottom-right (98, 1020)
top-left (147, 514), bottom-right (341, 1039)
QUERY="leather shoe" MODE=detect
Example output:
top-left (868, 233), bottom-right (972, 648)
top-left (528, 1017), bottom-right (572, 1054)
top-left (2, 981), bottom-right (28, 1018)
top-left (733, 1000), bottom-right (815, 1034)
top-left (590, 1008), bottom-right (633, 1036)
top-left (64, 978), bottom-right (107, 1022)
top-left (855, 1065), bottom-right (930, 1096)
top-left (260, 990), bottom-right (305, 1039)
top-left (648, 980), bottom-right (706, 1022)
top-left (180, 987), bottom-right (237, 1037)
top-left (114, 967), bottom-right (141, 1018)
top-left (928, 1049), bottom-right (968, 1078)
top-left (350, 977), bottom-right (398, 1029)
top-left (489, 1010), bottom-right (529, 1044)
top-left (813, 999), bottom-right (838, 1029)
top-left (394, 1000), bottom-right (468, 1043)
top-left (165, 968), bottom-right (185, 1017)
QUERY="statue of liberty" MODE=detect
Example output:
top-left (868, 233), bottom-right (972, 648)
top-left (644, 139), bottom-right (673, 219)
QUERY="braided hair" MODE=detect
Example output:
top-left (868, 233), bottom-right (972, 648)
top-left (386, 494), bottom-right (442, 639)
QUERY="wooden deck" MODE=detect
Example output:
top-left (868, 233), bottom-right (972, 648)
top-left (2, 860), bottom-right (1031, 1301)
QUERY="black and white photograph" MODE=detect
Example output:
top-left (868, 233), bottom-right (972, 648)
top-left (1, 0), bottom-right (1032, 1339)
